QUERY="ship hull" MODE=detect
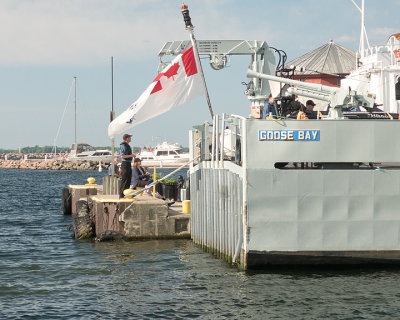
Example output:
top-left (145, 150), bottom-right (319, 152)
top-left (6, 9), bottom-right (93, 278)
top-left (247, 250), bottom-right (400, 267)
top-left (189, 116), bottom-right (400, 269)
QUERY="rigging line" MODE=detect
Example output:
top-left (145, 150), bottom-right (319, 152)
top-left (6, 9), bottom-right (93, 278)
top-left (53, 79), bottom-right (74, 153)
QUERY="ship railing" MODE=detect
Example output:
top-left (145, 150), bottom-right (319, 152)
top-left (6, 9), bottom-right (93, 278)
top-left (361, 44), bottom-right (400, 66)
top-left (190, 114), bottom-right (245, 171)
top-left (189, 114), bottom-right (246, 266)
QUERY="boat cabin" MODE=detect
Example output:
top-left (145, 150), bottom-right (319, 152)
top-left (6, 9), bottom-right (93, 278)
top-left (71, 143), bottom-right (95, 154)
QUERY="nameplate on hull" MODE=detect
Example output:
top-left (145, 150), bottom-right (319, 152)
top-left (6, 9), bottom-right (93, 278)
top-left (258, 130), bottom-right (320, 141)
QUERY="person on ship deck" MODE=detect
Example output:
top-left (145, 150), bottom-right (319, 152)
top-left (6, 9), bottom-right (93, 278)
top-left (263, 94), bottom-right (278, 119)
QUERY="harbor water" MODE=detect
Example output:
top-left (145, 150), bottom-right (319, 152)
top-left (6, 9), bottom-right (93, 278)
top-left (1, 168), bottom-right (400, 319)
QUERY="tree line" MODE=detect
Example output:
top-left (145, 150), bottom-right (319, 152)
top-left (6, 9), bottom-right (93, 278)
top-left (0, 145), bottom-right (188, 154)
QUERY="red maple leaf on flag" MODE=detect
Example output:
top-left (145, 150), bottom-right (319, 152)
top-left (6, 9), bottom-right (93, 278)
top-left (164, 62), bottom-right (180, 79)
top-left (150, 62), bottom-right (180, 95)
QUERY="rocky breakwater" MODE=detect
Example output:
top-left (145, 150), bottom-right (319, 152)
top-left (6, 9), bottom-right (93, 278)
top-left (0, 153), bottom-right (64, 160)
top-left (0, 159), bottom-right (108, 170)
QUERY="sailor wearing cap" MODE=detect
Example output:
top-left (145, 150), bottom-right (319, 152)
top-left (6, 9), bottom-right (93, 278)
top-left (119, 133), bottom-right (135, 198)
top-left (305, 100), bottom-right (317, 119)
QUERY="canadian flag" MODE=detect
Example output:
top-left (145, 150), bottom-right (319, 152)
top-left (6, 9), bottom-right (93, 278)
top-left (108, 47), bottom-right (204, 138)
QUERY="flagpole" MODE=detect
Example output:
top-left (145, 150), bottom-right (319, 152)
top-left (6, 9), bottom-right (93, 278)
top-left (110, 56), bottom-right (116, 175)
top-left (181, 3), bottom-right (214, 119)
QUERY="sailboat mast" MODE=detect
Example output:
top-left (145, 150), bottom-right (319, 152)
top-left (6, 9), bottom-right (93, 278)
top-left (111, 57), bottom-right (114, 113)
top-left (110, 57), bottom-right (116, 175)
top-left (74, 76), bottom-right (77, 147)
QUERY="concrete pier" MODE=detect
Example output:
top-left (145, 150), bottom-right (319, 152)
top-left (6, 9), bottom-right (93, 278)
top-left (91, 195), bottom-right (190, 239)
top-left (67, 184), bottom-right (101, 215)
top-left (64, 183), bottom-right (190, 240)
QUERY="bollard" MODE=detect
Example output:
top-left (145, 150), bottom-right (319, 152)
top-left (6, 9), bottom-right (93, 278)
top-left (123, 189), bottom-right (135, 199)
top-left (182, 200), bottom-right (191, 214)
top-left (86, 177), bottom-right (96, 185)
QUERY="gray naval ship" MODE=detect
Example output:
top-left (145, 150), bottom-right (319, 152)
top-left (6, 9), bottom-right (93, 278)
top-left (159, 6), bottom-right (400, 269)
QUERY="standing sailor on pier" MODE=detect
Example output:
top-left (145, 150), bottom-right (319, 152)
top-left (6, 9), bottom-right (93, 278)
top-left (119, 134), bottom-right (135, 198)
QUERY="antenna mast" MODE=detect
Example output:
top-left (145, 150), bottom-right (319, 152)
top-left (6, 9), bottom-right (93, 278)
top-left (351, 0), bottom-right (370, 59)
top-left (360, 0), bottom-right (365, 58)
top-left (74, 76), bottom-right (77, 146)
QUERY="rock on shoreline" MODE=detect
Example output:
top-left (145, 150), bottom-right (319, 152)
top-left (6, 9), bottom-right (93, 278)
top-left (0, 159), bottom-right (108, 170)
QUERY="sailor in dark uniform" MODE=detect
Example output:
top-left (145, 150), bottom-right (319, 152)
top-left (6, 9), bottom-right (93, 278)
top-left (119, 133), bottom-right (135, 198)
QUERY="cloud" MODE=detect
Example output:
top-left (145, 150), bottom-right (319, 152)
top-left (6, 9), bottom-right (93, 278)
top-left (0, 0), bottom-right (185, 66)
top-left (0, 0), bottom-right (396, 67)
top-left (335, 34), bottom-right (357, 44)
top-left (368, 27), bottom-right (399, 45)
top-left (0, 0), bottom-right (276, 67)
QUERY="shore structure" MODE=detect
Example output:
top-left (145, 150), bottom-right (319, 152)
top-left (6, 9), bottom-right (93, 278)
top-left (0, 155), bottom-right (110, 170)
top-left (63, 177), bottom-right (190, 241)
top-left (0, 152), bottom-right (189, 170)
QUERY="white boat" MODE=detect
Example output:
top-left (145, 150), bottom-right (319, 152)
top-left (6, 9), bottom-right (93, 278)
top-left (67, 142), bottom-right (114, 162)
top-left (137, 142), bottom-right (189, 167)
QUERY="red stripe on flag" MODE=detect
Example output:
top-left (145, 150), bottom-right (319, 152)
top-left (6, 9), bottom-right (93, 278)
top-left (181, 47), bottom-right (198, 77)
top-left (151, 81), bottom-right (163, 95)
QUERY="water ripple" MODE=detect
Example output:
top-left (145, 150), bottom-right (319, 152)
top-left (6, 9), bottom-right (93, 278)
top-left (1, 169), bottom-right (400, 319)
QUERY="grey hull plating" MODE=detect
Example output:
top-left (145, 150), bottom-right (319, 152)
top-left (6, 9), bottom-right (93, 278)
top-left (190, 116), bottom-right (400, 269)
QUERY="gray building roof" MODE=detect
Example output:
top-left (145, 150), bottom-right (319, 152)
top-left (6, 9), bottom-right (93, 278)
top-left (287, 41), bottom-right (356, 75)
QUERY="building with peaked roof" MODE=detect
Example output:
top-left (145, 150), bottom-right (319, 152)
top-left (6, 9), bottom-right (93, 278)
top-left (287, 40), bottom-right (356, 87)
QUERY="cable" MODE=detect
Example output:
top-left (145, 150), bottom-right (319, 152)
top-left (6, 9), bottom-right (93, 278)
top-left (52, 79), bottom-right (74, 154)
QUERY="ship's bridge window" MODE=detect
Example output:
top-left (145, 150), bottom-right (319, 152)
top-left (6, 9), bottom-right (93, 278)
top-left (396, 77), bottom-right (400, 100)
top-left (157, 151), bottom-right (168, 156)
top-left (170, 151), bottom-right (179, 155)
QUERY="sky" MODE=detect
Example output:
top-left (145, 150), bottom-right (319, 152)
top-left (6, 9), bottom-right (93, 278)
top-left (0, 0), bottom-right (399, 149)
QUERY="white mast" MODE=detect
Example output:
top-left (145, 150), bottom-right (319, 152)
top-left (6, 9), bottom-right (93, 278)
top-left (351, 0), bottom-right (370, 59)
top-left (74, 76), bottom-right (77, 147)
top-left (110, 57), bottom-right (116, 176)
top-left (360, 0), bottom-right (365, 58)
